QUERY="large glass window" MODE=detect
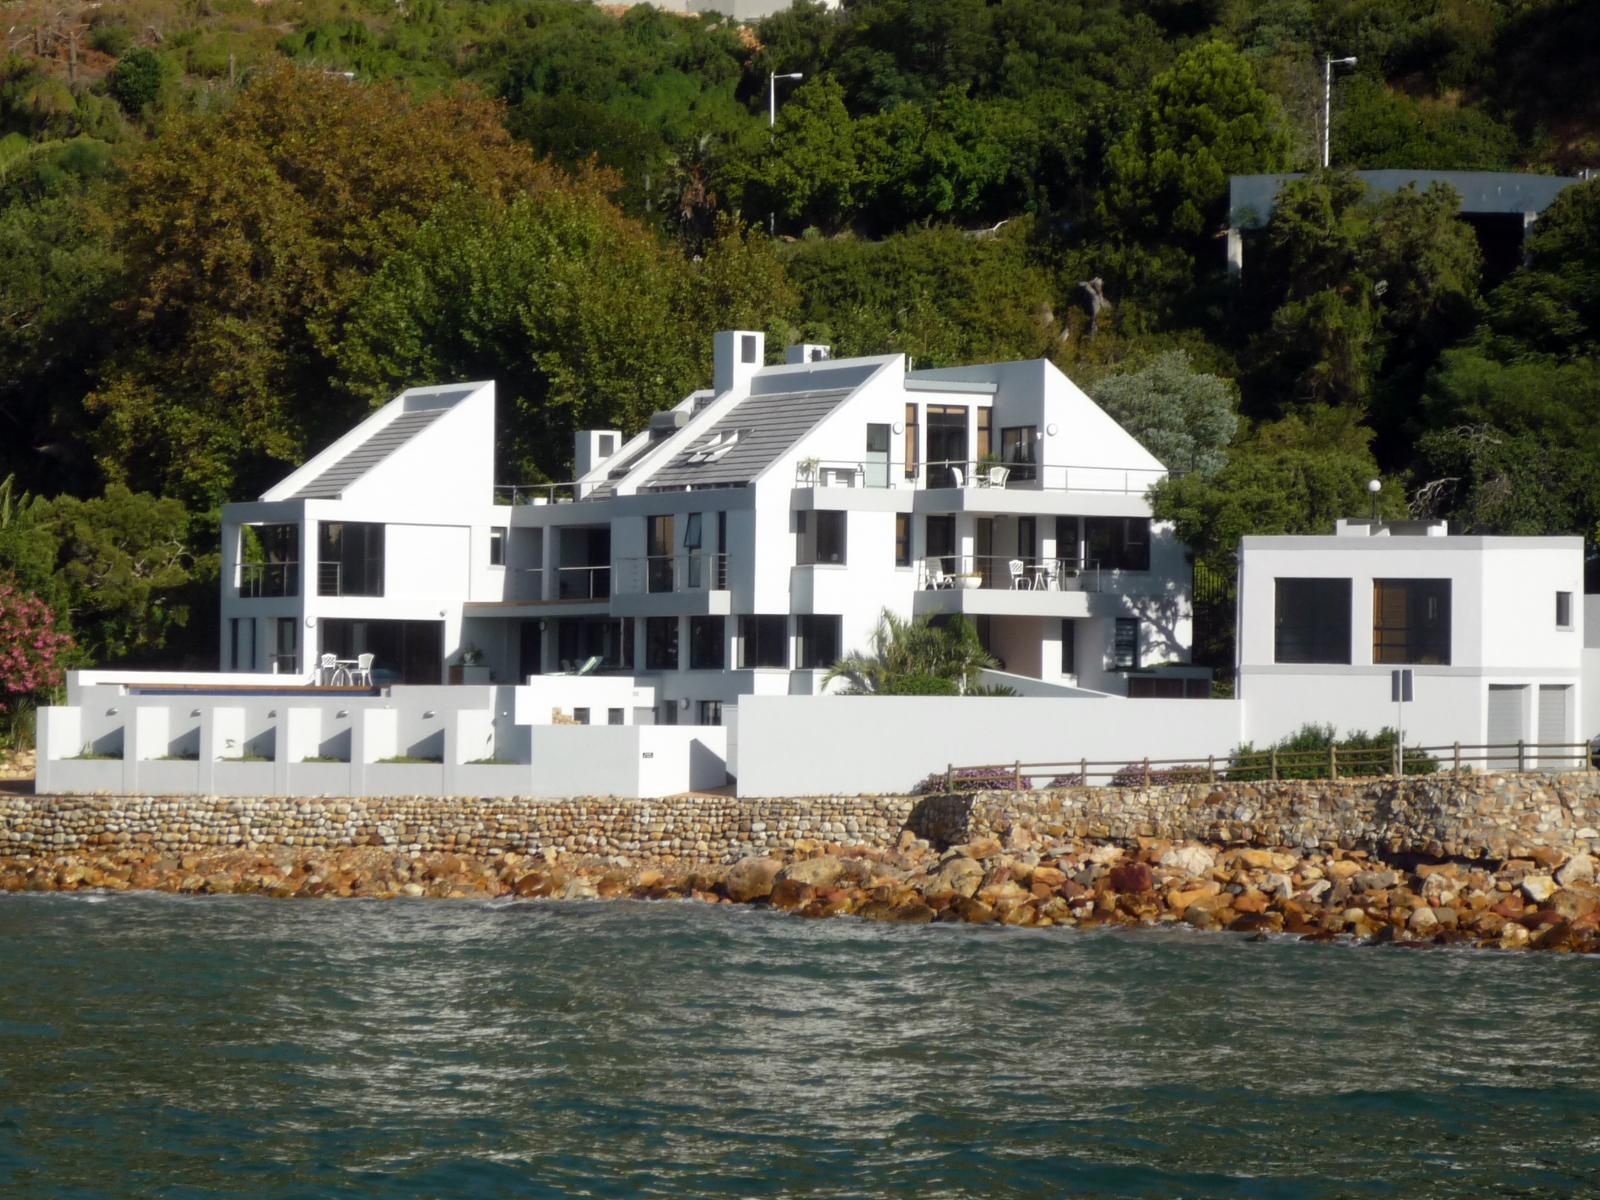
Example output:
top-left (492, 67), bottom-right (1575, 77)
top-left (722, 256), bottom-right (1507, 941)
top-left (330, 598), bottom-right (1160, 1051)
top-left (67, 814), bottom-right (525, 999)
top-left (926, 406), bottom-right (968, 487)
top-left (645, 617), bottom-right (679, 671)
top-left (1060, 619), bottom-right (1076, 675)
top-left (1055, 516), bottom-right (1080, 568)
top-left (796, 614), bottom-right (842, 670)
top-left (238, 523), bottom-right (299, 598)
top-left (647, 514), bottom-right (675, 592)
top-left (797, 510), bottom-right (847, 565)
top-left (1373, 579), bottom-right (1451, 665)
top-left (1084, 517), bottom-right (1150, 572)
top-left (1274, 578), bottom-right (1352, 664)
top-left (904, 403), bottom-right (919, 480)
top-left (1112, 618), bottom-right (1139, 670)
top-left (318, 521), bottom-right (385, 597)
top-left (739, 615), bottom-right (788, 668)
top-left (689, 616), bottom-right (725, 670)
top-left (489, 527), bottom-right (506, 566)
top-left (1000, 425), bottom-right (1037, 481)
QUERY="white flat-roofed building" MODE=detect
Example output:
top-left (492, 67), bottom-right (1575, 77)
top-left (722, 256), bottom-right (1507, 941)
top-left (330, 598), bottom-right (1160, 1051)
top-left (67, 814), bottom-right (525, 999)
top-left (1237, 519), bottom-right (1585, 759)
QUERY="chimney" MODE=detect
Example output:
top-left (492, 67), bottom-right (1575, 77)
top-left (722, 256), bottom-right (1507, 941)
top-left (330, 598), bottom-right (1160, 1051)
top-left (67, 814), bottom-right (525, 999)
top-left (713, 330), bottom-right (765, 394)
top-left (785, 343), bottom-right (832, 365)
top-left (575, 429), bottom-right (621, 479)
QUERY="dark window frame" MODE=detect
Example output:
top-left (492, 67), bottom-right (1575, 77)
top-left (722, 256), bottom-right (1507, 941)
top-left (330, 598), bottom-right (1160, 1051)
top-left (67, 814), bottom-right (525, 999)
top-left (895, 513), bottom-right (912, 568)
top-left (489, 526), bottom-right (506, 567)
top-left (1112, 617), bottom-right (1139, 670)
top-left (739, 615), bottom-right (788, 669)
top-left (1373, 578), bottom-right (1452, 665)
top-left (1274, 577), bottom-right (1353, 664)
top-left (645, 616), bottom-right (679, 671)
top-left (1084, 517), bottom-right (1150, 573)
top-left (796, 614), bottom-right (842, 670)
top-left (688, 615), bottom-right (725, 670)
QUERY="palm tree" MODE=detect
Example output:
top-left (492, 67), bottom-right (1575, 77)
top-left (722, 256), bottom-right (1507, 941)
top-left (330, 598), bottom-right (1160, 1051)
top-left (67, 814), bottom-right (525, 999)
top-left (823, 608), bottom-right (998, 695)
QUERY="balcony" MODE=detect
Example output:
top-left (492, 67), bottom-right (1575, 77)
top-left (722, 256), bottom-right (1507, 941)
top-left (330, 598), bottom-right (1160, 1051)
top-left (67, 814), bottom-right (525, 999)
top-left (910, 555), bottom-right (1108, 618)
top-left (794, 458), bottom-right (1167, 496)
top-left (556, 564), bottom-right (611, 601)
top-left (236, 561), bottom-right (299, 599)
top-left (612, 552), bottom-right (732, 617)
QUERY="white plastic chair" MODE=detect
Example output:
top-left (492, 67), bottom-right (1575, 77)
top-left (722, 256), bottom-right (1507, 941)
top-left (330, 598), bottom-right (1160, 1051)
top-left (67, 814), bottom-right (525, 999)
top-left (1008, 559), bottom-right (1031, 589)
top-left (949, 466), bottom-right (964, 489)
top-left (986, 465), bottom-right (1009, 488)
top-left (355, 653), bottom-right (374, 686)
top-left (318, 653), bottom-right (337, 686)
top-left (924, 556), bottom-right (952, 589)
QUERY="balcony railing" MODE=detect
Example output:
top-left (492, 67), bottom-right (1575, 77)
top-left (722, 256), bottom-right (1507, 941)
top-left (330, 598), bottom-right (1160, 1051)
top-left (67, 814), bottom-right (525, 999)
top-left (921, 555), bottom-right (1106, 593)
top-left (794, 458), bottom-right (1169, 495)
top-left (505, 567), bottom-right (544, 602)
top-left (236, 561), bottom-right (299, 598)
top-left (556, 564), bottom-right (611, 600)
top-left (494, 482), bottom-right (583, 505)
top-left (616, 552), bottom-right (730, 595)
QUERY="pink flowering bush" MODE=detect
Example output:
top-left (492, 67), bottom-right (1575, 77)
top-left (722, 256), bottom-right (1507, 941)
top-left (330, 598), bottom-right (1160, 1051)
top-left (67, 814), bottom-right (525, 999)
top-left (0, 575), bottom-right (74, 728)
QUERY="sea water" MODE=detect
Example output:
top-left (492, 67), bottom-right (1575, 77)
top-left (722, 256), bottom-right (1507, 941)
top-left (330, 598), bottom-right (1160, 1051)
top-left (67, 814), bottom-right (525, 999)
top-left (1, 894), bottom-right (1597, 1198)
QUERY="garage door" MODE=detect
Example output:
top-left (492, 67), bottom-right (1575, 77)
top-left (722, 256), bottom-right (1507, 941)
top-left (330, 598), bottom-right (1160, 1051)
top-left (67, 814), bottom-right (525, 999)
top-left (1486, 685), bottom-right (1526, 770)
top-left (1538, 684), bottom-right (1572, 768)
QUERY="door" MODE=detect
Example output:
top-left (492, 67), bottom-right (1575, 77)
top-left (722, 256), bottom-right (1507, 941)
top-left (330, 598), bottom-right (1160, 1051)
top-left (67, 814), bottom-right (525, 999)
top-left (1538, 684), bottom-right (1571, 767)
top-left (1486, 684), bottom-right (1526, 769)
top-left (865, 423), bottom-right (891, 488)
top-left (925, 406), bottom-right (968, 487)
top-left (648, 515), bottom-right (675, 592)
top-left (975, 518), bottom-right (994, 586)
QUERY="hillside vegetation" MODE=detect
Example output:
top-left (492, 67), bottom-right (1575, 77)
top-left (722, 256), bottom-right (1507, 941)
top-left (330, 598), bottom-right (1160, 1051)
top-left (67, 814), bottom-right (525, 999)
top-left (1, 0), bottom-right (1598, 688)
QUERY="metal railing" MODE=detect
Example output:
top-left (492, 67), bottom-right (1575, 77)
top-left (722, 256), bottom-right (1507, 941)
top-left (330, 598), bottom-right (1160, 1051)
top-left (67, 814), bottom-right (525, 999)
top-left (922, 555), bottom-right (1104, 593)
top-left (616, 552), bottom-right (730, 595)
top-left (793, 458), bottom-right (1171, 495)
top-left (494, 482), bottom-right (583, 506)
top-left (236, 561), bottom-right (299, 598)
top-left (940, 740), bottom-right (1597, 790)
top-left (505, 567), bottom-right (544, 602)
top-left (555, 564), bottom-right (610, 600)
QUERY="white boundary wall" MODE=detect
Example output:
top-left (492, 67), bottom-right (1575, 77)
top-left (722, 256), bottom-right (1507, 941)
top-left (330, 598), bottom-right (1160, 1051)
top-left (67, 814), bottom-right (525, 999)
top-left (732, 695), bottom-right (1244, 797)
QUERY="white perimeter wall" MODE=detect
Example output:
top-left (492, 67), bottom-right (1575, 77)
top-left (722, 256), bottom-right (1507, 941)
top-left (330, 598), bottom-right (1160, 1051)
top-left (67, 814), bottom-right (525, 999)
top-left (733, 695), bottom-right (1243, 797)
top-left (529, 725), bottom-right (729, 798)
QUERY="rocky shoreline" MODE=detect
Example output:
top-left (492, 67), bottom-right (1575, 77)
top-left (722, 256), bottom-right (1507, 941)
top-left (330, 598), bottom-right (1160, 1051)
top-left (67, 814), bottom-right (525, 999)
top-left (5, 826), bottom-right (1600, 953)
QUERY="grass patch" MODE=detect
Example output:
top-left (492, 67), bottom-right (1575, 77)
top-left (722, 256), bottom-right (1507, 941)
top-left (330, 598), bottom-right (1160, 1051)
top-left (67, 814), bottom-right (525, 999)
top-left (70, 750), bottom-right (122, 761)
top-left (219, 754), bottom-right (271, 763)
top-left (377, 754), bottom-right (443, 765)
top-left (299, 755), bottom-right (347, 763)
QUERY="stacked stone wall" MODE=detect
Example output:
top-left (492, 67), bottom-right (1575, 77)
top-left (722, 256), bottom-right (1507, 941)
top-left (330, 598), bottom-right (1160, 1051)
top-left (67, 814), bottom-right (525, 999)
top-left (5, 773), bottom-right (1600, 864)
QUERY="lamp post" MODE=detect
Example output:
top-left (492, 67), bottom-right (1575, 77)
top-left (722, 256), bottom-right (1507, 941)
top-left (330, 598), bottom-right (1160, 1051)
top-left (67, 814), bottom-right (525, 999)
top-left (1367, 477), bottom-right (1382, 522)
top-left (768, 70), bottom-right (803, 236)
top-left (1323, 55), bottom-right (1357, 169)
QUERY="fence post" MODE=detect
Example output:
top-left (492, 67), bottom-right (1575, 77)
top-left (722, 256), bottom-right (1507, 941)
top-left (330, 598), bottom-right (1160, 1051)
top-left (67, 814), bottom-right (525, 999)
top-left (1517, 739), bottom-right (1526, 773)
top-left (1207, 755), bottom-right (1215, 784)
top-left (945, 763), bottom-right (952, 792)
top-left (1143, 757), bottom-right (1151, 787)
top-left (1080, 756), bottom-right (1087, 786)
top-left (1014, 760), bottom-right (1022, 790)
top-left (1453, 741), bottom-right (1461, 775)
top-left (1328, 745), bottom-right (1337, 781)
top-left (1270, 748), bottom-right (1278, 781)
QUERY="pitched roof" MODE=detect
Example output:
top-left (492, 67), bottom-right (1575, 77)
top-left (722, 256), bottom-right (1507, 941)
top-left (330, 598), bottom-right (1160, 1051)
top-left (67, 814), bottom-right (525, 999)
top-left (641, 386), bottom-right (853, 490)
top-left (288, 402), bottom-right (461, 500)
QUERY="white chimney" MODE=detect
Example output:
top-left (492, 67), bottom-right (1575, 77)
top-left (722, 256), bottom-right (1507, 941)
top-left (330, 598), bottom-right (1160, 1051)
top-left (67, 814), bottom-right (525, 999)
top-left (713, 330), bottom-right (765, 394)
top-left (575, 429), bottom-right (621, 479)
top-left (785, 343), bottom-right (832, 365)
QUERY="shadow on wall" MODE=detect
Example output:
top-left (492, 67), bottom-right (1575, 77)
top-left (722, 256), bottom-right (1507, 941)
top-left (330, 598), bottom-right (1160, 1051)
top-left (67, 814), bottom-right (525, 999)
top-left (1124, 575), bottom-right (1194, 665)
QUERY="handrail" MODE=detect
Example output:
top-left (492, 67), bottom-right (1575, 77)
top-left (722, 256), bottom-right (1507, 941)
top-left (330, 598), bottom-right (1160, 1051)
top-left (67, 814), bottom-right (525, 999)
top-left (236, 561), bottom-right (299, 598)
top-left (939, 739), bottom-right (1597, 790)
top-left (554, 564), bottom-right (610, 600)
top-left (494, 482), bottom-right (583, 506)
top-left (792, 458), bottom-right (1172, 494)
top-left (923, 555), bottom-right (1104, 593)
top-left (615, 552), bottom-right (730, 594)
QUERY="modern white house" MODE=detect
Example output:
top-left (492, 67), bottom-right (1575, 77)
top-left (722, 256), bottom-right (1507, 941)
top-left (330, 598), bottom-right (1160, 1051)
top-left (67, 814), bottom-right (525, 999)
top-left (217, 330), bottom-right (1200, 723)
top-left (1236, 519), bottom-right (1586, 759)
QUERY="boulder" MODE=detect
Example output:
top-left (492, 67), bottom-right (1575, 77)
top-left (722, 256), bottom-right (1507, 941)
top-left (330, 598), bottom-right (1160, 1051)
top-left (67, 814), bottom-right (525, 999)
top-left (1086, 844), bottom-right (1125, 866)
top-left (723, 856), bottom-right (783, 903)
top-left (1521, 874), bottom-right (1559, 904)
top-left (778, 856), bottom-right (845, 888)
top-left (1556, 854), bottom-right (1595, 887)
top-left (1233, 848), bottom-right (1296, 872)
top-left (1159, 845), bottom-right (1216, 876)
top-left (1407, 907), bottom-right (1440, 934)
top-left (1351, 869), bottom-right (1400, 893)
top-left (1326, 859), bottom-right (1363, 881)
top-left (1166, 881), bottom-right (1222, 911)
top-left (919, 856), bottom-right (986, 901)
top-left (1106, 862), bottom-right (1154, 894)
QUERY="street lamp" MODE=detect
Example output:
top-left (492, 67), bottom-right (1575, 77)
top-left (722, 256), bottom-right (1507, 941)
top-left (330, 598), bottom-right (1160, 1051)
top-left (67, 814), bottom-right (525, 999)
top-left (1323, 55), bottom-right (1357, 169)
top-left (768, 71), bottom-right (804, 235)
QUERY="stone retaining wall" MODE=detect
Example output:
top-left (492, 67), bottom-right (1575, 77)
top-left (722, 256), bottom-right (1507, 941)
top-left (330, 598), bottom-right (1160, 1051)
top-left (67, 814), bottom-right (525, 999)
top-left (6, 772), bottom-right (1600, 864)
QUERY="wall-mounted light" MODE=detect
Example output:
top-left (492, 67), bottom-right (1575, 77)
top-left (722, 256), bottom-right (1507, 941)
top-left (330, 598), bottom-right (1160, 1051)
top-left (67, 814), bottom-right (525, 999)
top-left (190, 709), bottom-right (202, 718)
top-left (679, 697), bottom-right (690, 710)
top-left (304, 615), bottom-right (317, 628)
top-left (423, 710), bottom-right (437, 719)
top-left (267, 709), bottom-right (277, 718)
top-left (335, 709), bottom-right (349, 719)
top-left (1045, 423), bottom-right (1059, 437)
top-left (892, 421), bottom-right (904, 435)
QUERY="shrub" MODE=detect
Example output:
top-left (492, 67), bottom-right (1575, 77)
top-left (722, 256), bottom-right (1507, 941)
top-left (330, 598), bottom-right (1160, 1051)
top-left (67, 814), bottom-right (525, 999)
top-left (109, 50), bottom-right (163, 115)
top-left (0, 575), bottom-right (73, 749)
top-left (1106, 762), bottom-right (1214, 787)
top-left (911, 765), bottom-right (1033, 794)
top-left (1228, 723), bottom-right (1438, 780)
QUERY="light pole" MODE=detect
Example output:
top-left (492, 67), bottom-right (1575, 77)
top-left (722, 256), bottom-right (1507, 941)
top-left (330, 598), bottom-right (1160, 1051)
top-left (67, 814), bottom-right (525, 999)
top-left (1323, 55), bottom-right (1357, 169)
top-left (768, 70), bottom-right (803, 236)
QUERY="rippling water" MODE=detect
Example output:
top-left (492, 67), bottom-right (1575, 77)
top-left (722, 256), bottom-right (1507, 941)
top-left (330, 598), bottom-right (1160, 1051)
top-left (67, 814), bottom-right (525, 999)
top-left (1, 895), bottom-right (1598, 1198)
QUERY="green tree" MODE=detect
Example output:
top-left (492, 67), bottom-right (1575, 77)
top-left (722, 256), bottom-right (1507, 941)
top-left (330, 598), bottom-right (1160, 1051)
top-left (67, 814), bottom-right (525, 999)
top-left (1089, 350), bottom-right (1239, 475)
top-left (107, 50), bottom-right (165, 116)
top-left (738, 76), bottom-right (860, 234)
top-left (1485, 178), bottom-right (1600, 359)
top-left (1101, 40), bottom-right (1291, 242)
top-left (824, 609), bottom-right (996, 695)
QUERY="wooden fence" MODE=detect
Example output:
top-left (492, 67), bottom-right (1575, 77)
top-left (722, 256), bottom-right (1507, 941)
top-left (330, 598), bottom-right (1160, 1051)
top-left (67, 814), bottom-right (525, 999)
top-left (942, 740), bottom-right (1596, 791)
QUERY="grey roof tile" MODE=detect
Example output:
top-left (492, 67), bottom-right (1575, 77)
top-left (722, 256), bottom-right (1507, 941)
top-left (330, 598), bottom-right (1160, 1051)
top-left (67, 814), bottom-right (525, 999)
top-left (290, 407), bottom-right (450, 499)
top-left (643, 387), bottom-right (852, 490)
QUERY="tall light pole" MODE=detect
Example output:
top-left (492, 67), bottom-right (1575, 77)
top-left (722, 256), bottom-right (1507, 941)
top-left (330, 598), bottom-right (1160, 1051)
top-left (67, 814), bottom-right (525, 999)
top-left (1323, 55), bottom-right (1357, 169)
top-left (769, 71), bottom-right (803, 235)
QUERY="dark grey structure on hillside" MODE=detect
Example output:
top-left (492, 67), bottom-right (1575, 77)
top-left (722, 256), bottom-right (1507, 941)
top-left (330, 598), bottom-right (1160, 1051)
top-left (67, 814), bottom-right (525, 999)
top-left (1225, 170), bottom-right (1582, 276)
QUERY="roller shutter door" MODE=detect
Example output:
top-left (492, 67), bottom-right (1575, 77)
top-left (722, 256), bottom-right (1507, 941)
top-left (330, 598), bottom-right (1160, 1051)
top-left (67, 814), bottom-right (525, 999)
top-left (1486, 685), bottom-right (1525, 769)
top-left (1538, 685), bottom-right (1571, 768)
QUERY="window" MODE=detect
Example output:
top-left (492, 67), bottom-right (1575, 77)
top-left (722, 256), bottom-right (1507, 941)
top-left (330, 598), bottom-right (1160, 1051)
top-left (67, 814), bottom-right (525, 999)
top-left (318, 521), bottom-right (385, 597)
top-left (573, 708), bottom-right (590, 726)
top-left (895, 513), bottom-right (912, 567)
top-left (1060, 619), bottom-right (1076, 675)
top-left (925, 514), bottom-right (956, 573)
top-left (645, 617), bottom-right (679, 671)
top-left (1373, 579), bottom-right (1451, 665)
top-left (1000, 425), bottom-right (1037, 481)
top-left (1017, 516), bottom-right (1036, 561)
top-left (740, 333), bottom-right (758, 363)
top-left (926, 406), bottom-right (968, 487)
top-left (1112, 618), bottom-right (1139, 670)
top-left (977, 407), bottom-right (992, 463)
top-left (1084, 517), bottom-right (1150, 572)
top-left (904, 403), bottom-right (919, 480)
top-left (739, 615), bottom-right (788, 668)
top-left (698, 700), bottom-right (722, 725)
top-left (1274, 579), bottom-right (1352, 664)
top-left (273, 616), bottom-right (298, 675)
top-left (689, 616), bottom-right (725, 670)
top-left (796, 615), bottom-right (842, 670)
top-left (797, 510), bottom-right (847, 565)
top-left (1055, 516), bottom-right (1080, 568)
top-left (683, 512), bottom-right (702, 550)
top-left (866, 422), bottom-right (891, 487)
top-left (230, 617), bottom-right (256, 671)
top-left (489, 526), bottom-right (506, 566)
top-left (1558, 591), bottom-right (1574, 629)
top-left (607, 708), bottom-right (624, 726)
top-left (238, 523), bottom-right (299, 598)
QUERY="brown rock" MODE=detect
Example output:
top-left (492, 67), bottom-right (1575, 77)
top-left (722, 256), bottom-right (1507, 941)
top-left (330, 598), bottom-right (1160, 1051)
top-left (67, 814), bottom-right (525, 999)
top-left (919, 856), bottom-right (986, 902)
top-left (1232, 888), bottom-right (1269, 914)
top-left (1107, 862), bottom-right (1154, 894)
top-left (1166, 881), bottom-right (1222, 911)
top-left (956, 897), bottom-right (997, 924)
top-left (770, 879), bottom-right (815, 910)
top-left (723, 856), bottom-right (783, 903)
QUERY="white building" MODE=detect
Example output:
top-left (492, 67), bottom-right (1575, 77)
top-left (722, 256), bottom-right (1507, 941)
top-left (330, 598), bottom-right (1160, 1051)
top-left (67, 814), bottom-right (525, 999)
top-left (1236, 519), bottom-right (1585, 758)
top-left (217, 330), bottom-right (1199, 722)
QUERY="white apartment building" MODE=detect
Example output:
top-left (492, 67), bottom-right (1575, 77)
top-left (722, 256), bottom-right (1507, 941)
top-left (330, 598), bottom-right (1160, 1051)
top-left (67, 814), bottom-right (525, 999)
top-left (217, 330), bottom-right (1198, 722)
top-left (1237, 519), bottom-right (1585, 757)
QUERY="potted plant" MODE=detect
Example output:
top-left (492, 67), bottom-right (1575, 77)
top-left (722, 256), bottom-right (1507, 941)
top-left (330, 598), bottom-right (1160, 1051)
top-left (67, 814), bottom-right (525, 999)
top-left (797, 455), bottom-right (820, 484)
top-left (459, 643), bottom-right (483, 666)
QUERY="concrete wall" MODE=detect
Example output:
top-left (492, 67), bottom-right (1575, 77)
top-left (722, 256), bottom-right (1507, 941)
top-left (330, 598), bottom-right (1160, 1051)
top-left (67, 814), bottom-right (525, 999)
top-left (733, 695), bottom-right (1245, 797)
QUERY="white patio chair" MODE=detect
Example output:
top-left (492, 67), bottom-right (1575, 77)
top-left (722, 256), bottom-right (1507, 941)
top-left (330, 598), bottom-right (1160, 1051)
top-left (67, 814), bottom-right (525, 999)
top-left (354, 653), bottom-right (374, 686)
top-left (317, 653), bottom-right (337, 686)
top-left (986, 465), bottom-right (1009, 488)
top-left (949, 466), bottom-right (964, 489)
top-left (1008, 559), bottom-right (1031, 589)
top-left (924, 556), bottom-right (952, 589)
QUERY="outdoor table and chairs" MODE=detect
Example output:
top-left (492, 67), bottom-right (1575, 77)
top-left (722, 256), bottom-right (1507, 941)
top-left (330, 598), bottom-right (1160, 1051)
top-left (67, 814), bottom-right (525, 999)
top-left (316, 652), bottom-right (374, 686)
